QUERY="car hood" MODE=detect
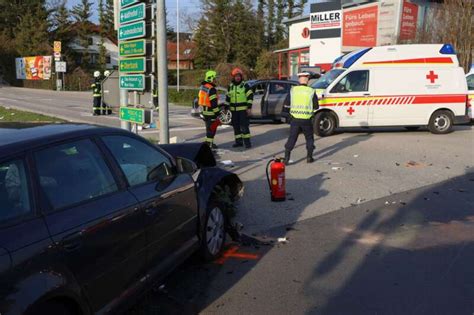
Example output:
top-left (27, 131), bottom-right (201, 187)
top-left (160, 143), bottom-right (216, 168)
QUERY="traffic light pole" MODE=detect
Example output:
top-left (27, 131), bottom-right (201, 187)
top-left (156, 0), bottom-right (169, 144)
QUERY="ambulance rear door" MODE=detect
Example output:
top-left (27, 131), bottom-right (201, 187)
top-left (324, 69), bottom-right (371, 127)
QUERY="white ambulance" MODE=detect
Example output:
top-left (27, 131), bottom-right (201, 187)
top-left (311, 44), bottom-right (470, 136)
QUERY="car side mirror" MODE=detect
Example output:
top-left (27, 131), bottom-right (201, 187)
top-left (176, 157), bottom-right (198, 174)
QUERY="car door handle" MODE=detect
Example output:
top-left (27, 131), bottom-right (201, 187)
top-left (61, 232), bottom-right (83, 252)
top-left (363, 93), bottom-right (371, 96)
top-left (145, 207), bottom-right (157, 216)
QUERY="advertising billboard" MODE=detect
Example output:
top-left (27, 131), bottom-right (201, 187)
top-left (15, 56), bottom-right (52, 80)
top-left (399, 0), bottom-right (418, 40)
top-left (343, 3), bottom-right (379, 49)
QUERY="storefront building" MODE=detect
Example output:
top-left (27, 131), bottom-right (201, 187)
top-left (276, 0), bottom-right (438, 79)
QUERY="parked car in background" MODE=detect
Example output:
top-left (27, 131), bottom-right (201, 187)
top-left (0, 124), bottom-right (242, 315)
top-left (192, 80), bottom-right (299, 124)
top-left (467, 71), bottom-right (474, 120)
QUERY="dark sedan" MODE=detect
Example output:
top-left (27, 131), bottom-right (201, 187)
top-left (192, 80), bottom-right (299, 124)
top-left (0, 124), bottom-right (242, 315)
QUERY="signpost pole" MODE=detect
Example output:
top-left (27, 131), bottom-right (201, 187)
top-left (177, 0), bottom-right (180, 92)
top-left (120, 85), bottom-right (131, 131)
top-left (156, 0), bottom-right (169, 144)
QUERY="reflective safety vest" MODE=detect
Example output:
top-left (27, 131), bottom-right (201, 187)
top-left (91, 80), bottom-right (101, 97)
top-left (290, 85), bottom-right (315, 119)
top-left (198, 83), bottom-right (215, 107)
top-left (228, 83), bottom-right (247, 104)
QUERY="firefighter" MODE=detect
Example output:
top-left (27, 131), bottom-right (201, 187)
top-left (198, 70), bottom-right (220, 148)
top-left (226, 68), bottom-right (253, 149)
top-left (284, 72), bottom-right (319, 165)
top-left (91, 71), bottom-right (103, 115)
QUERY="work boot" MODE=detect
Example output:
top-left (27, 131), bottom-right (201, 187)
top-left (284, 151), bottom-right (291, 165)
top-left (307, 151), bottom-right (314, 163)
top-left (244, 141), bottom-right (252, 149)
top-left (212, 143), bottom-right (218, 149)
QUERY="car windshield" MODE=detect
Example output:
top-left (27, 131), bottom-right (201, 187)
top-left (311, 69), bottom-right (345, 89)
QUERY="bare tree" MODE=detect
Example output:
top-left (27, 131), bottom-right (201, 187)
top-left (415, 0), bottom-right (473, 72)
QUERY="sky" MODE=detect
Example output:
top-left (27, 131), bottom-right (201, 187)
top-left (68, 0), bottom-right (202, 31)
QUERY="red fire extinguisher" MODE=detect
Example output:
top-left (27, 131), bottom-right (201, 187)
top-left (266, 158), bottom-right (286, 202)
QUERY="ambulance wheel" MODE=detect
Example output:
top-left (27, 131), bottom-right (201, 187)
top-left (201, 199), bottom-right (226, 261)
top-left (314, 111), bottom-right (336, 137)
top-left (428, 110), bottom-right (454, 134)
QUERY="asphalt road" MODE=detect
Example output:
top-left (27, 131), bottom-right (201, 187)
top-left (1, 86), bottom-right (473, 314)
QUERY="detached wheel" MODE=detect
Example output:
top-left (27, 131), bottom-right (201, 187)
top-left (201, 200), bottom-right (226, 261)
top-left (428, 110), bottom-right (454, 134)
top-left (314, 111), bottom-right (337, 137)
top-left (218, 109), bottom-right (232, 125)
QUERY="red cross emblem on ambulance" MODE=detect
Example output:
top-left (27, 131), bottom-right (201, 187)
top-left (426, 70), bottom-right (438, 84)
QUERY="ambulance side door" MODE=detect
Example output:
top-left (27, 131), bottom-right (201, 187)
top-left (326, 70), bottom-right (371, 127)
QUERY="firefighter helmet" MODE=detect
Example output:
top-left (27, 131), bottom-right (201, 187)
top-left (231, 68), bottom-right (243, 77)
top-left (205, 70), bottom-right (217, 82)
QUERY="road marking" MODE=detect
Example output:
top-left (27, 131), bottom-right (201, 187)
top-left (214, 245), bottom-right (259, 265)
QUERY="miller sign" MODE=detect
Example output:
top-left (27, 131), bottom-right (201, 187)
top-left (311, 10), bottom-right (342, 30)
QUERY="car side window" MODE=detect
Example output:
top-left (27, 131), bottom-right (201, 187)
top-left (0, 159), bottom-right (31, 223)
top-left (467, 74), bottom-right (474, 91)
top-left (102, 136), bottom-right (174, 187)
top-left (270, 83), bottom-right (290, 95)
top-left (253, 83), bottom-right (266, 96)
top-left (331, 70), bottom-right (369, 93)
top-left (35, 139), bottom-right (118, 210)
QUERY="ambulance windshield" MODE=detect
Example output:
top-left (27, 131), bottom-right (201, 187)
top-left (311, 69), bottom-right (345, 89)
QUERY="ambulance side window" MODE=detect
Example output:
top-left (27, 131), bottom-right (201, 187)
top-left (331, 70), bottom-right (369, 93)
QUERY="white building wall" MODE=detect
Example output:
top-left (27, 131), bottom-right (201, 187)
top-left (288, 20), bottom-right (311, 49)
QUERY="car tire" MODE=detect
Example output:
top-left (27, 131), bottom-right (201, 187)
top-left (314, 111), bottom-right (337, 137)
top-left (405, 126), bottom-right (420, 131)
top-left (28, 301), bottom-right (74, 315)
top-left (201, 199), bottom-right (226, 261)
top-left (428, 110), bottom-right (454, 134)
top-left (218, 109), bottom-right (232, 125)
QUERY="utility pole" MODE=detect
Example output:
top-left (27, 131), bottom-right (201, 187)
top-left (177, 0), bottom-right (180, 92)
top-left (157, 0), bottom-right (169, 144)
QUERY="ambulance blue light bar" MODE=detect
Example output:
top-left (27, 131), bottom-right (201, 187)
top-left (343, 48), bottom-right (372, 68)
top-left (440, 44), bottom-right (456, 55)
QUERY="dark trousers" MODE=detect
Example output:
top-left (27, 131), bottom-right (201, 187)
top-left (204, 117), bottom-right (217, 145)
top-left (232, 110), bottom-right (251, 145)
top-left (93, 97), bottom-right (101, 115)
top-left (285, 119), bottom-right (315, 154)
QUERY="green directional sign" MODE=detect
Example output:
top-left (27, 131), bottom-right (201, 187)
top-left (119, 57), bottom-right (146, 73)
top-left (120, 0), bottom-right (140, 8)
top-left (118, 21), bottom-right (146, 41)
top-left (120, 74), bottom-right (145, 90)
top-left (119, 39), bottom-right (146, 57)
top-left (120, 107), bottom-right (144, 124)
top-left (120, 3), bottom-right (145, 25)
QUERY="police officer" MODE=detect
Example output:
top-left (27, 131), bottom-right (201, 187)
top-left (226, 68), bottom-right (253, 149)
top-left (284, 72), bottom-right (319, 165)
top-left (198, 70), bottom-right (220, 148)
top-left (91, 71), bottom-right (102, 115)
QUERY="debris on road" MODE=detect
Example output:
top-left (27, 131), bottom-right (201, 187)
top-left (277, 237), bottom-right (288, 244)
top-left (221, 160), bottom-right (234, 167)
top-left (356, 198), bottom-right (366, 204)
top-left (353, 155), bottom-right (359, 158)
top-left (331, 167), bottom-right (343, 171)
top-left (405, 161), bottom-right (427, 168)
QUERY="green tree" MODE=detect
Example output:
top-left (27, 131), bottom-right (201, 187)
top-left (0, 0), bottom-right (47, 38)
top-left (51, 0), bottom-right (74, 64)
top-left (14, 3), bottom-right (50, 56)
top-left (275, 0), bottom-right (285, 43)
top-left (103, 0), bottom-right (116, 41)
top-left (266, 0), bottom-right (275, 48)
top-left (98, 0), bottom-right (107, 71)
top-left (231, 0), bottom-right (261, 67)
top-left (257, 0), bottom-right (266, 49)
top-left (255, 50), bottom-right (278, 79)
top-left (71, 0), bottom-right (93, 68)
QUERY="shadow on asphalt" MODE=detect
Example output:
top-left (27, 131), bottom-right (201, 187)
top-left (308, 171), bottom-right (474, 314)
